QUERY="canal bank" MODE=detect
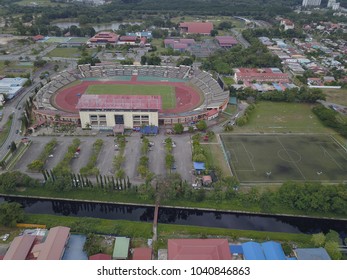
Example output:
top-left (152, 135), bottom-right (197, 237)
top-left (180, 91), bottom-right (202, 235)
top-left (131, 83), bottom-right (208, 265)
top-left (1, 195), bottom-right (346, 237)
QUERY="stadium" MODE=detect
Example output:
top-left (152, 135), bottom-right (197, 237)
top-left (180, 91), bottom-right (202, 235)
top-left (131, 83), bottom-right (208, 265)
top-left (33, 64), bottom-right (229, 132)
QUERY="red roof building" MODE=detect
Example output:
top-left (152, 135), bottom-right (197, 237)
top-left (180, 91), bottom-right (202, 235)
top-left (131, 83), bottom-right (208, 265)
top-left (179, 22), bottom-right (214, 35)
top-left (88, 32), bottom-right (119, 45)
top-left (33, 35), bottom-right (44, 41)
top-left (3, 235), bottom-right (36, 260)
top-left (132, 248), bottom-right (152, 260)
top-left (76, 94), bottom-right (162, 111)
top-left (89, 253), bottom-right (112, 260)
top-left (119, 35), bottom-right (138, 44)
top-left (168, 239), bottom-right (232, 260)
top-left (215, 36), bottom-right (238, 48)
top-left (234, 68), bottom-right (290, 83)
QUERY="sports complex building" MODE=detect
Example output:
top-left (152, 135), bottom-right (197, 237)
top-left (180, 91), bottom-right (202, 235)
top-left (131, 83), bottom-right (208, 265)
top-left (33, 64), bottom-right (229, 131)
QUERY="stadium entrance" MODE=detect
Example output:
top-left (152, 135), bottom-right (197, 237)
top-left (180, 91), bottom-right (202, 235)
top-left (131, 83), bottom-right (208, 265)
top-left (114, 114), bottom-right (124, 124)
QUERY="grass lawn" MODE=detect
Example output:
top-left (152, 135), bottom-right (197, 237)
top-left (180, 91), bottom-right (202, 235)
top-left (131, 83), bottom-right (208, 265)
top-left (46, 47), bottom-right (88, 58)
top-left (322, 88), bottom-right (347, 106)
top-left (201, 143), bottom-right (231, 177)
top-left (150, 38), bottom-right (166, 54)
top-left (170, 15), bottom-right (245, 29)
top-left (86, 84), bottom-right (176, 110)
top-left (21, 214), bottom-right (312, 249)
top-left (0, 116), bottom-right (12, 147)
top-left (234, 101), bottom-right (337, 134)
top-left (0, 61), bottom-right (32, 76)
top-left (221, 134), bottom-right (347, 183)
top-left (17, 0), bottom-right (67, 6)
top-left (224, 104), bottom-right (237, 115)
top-left (222, 76), bottom-right (235, 86)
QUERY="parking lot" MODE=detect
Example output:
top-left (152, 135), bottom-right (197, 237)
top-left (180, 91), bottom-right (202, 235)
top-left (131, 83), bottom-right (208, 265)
top-left (15, 132), bottom-right (194, 184)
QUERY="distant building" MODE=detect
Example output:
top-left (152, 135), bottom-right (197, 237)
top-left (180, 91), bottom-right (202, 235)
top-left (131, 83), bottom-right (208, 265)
top-left (294, 248), bottom-right (331, 260)
top-left (179, 22), bottom-right (213, 35)
top-left (168, 239), bottom-right (232, 260)
top-left (242, 241), bottom-right (287, 260)
top-left (87, 32), bottom-right (119, 47)
top-left (3, 226), bottom-right (70, 260)
top-left (164, 38), bottom-right (196, 52)
top-left (89, 253), bottom-right (112, 260)
top-left (280, 19), bottom-right (295, 31)
top-left (302, 0), bottom-right (321, 6)
top-left (234, 68), bottom-right (290, 83)
top-left (32, 34), bottom-right (44, 41)
top-left (118, 35), bottom-right (138, 45)
top-left (132, 248), bottom-right (152, 260)
top-left (112, 237), bottom-right (130, 260)
top-left (0, 77), bottom-right (28, 100)
top-left (215, 36), bottom-right (238, 48)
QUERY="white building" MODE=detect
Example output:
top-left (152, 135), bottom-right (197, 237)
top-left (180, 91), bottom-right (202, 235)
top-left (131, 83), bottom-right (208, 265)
top-left (332, 2), bottom-right (340, 10)
top-left (302, 0), bottom-right (321, 7)
top-left (0, 77), bottom-right (27, 100)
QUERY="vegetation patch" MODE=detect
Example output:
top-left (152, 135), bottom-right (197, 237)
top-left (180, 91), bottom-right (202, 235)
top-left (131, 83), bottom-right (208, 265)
top-left (53, 138), bottom-right (80, 175)
top-left (27, 138), bottom-right (57, 172)
top-left (80, 139), bottom-right (103, 176)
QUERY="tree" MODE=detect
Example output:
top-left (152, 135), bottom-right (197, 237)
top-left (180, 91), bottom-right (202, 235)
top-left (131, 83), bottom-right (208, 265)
top-left (311, 232), bottom-right (326, 247)
top-left (325, 241), bottom-right (342, 260)
top-left (0, 202), bottom-right (24, 227)
top-left (173, 123), bottom-right (184, 134)
top-left (210, 29), bottom-right (218, 37)
top-left (196, 120), bottom-right (207, 131)
top-left (10, 141), bottom-right (17, 153)
top-left (4, 60), bottom-right (10, 66)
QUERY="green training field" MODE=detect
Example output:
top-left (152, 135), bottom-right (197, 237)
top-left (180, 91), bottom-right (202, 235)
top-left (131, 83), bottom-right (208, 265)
top-left (221, 134), bottom-right (347, 183)
top-left (85, 84), bottom-right (176, 110)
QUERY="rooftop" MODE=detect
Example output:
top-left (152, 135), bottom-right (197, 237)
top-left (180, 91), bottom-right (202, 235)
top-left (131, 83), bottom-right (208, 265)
top-left (294, 248), bottom-right (331, 260)
top-left (132, 248), bottom-right (152, 260)
top-left (168, 239), bottom-right (232, 260)
top-left (179, 22), bottom-right (214, 34)
top-left (76, 94), bottom-right (162, 111)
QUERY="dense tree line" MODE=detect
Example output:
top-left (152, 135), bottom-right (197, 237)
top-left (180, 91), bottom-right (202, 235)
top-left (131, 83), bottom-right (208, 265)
top-left (234, 87), bottom-right (326, 103)
top-left (201, 41), bottom-right (282, 75)
top-left (0, 171), bottom-right (346, 217)
top-left (312, 105), bottom-right (347, 137)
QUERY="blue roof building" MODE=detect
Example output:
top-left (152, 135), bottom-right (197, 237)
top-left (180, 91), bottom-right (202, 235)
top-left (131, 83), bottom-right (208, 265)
top-left (294, 248), bottom-right (331, 260)
top-left (242, 241), bottom-right (288, 260)
top-left (193, 162), bottom-right (205, 171)
top-left (242, 242), bottom-right (266, 260)
top-left (262, 241), bottom-right (286, 260)
top-left (229, 245), bottom-right (243, 255)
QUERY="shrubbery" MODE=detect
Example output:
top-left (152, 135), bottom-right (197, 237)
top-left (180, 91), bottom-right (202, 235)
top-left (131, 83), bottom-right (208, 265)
top-left (80, 139), bottom-right (103, 176)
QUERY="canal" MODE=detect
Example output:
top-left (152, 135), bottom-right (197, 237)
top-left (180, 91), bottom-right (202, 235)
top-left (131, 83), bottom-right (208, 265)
top-left (1, 196), bottom-right (346, 238)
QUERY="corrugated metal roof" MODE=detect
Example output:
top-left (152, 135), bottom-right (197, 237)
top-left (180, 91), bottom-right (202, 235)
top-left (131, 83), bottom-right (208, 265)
top-left (4, 235), bottom-right (36, 260)
top-left (76, 94), bottom-right (162, 110)
top-left (294, 248), bottom-right (331, 260)
top-left (242, 242), bottom-right (266, 260)
top-left (179, 22), bottom-right (213, 34)
top-left (89, 253), bottom-right (112, 260)
top-left (262, 241), bottom-right (286, 260)
top-left (113, 237), bottom-right (130, 259)
top-left (37, 226), bottom-right (70, 260)
top-left (132, 248), bottom-right (152, 260)
top-left (168, 239), bottom-right (232, 260)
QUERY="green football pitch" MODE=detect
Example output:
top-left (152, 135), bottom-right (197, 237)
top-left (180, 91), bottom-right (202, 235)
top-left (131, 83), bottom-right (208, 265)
top-left (85, 84), bottom-right (176, 110)
top-left (220, 134), bottom-right (347, 183)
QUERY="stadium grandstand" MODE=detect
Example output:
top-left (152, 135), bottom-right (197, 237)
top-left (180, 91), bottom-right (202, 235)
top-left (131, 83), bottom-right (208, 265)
top-left (32, 64), bottom-right (229, 130)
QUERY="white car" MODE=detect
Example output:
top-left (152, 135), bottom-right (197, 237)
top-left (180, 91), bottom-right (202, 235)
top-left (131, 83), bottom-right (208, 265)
top-left (2, 234), bottom-right (9, 241)
top-left (48, 154), bottom-right (54, 158)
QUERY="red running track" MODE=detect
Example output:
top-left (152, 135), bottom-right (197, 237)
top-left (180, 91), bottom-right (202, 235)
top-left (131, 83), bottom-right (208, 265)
top-left (53, 78), bottom-right (202, 114)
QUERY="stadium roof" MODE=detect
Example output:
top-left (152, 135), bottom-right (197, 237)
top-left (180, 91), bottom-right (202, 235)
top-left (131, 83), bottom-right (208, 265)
top-left (168, 239), bottom-right (232, 260)
top-left (76, 94), bottom-right (162, 110)
top-left (179, 22), bottom-right (213, 34)
top-left (294, 248), bottom-right (331, 260)
top-left (132, 248), bottom-right (152, 260)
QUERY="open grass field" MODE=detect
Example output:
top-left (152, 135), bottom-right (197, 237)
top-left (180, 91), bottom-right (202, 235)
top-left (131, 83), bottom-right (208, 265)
top-left (233, 102), bottom-right (337, 134)
top-left (322, 88), bottom-right (347, 106)
top-left (170, 15), bottom-right (245, 29)
top-left (221, 134), bottom-right (347, 183)
top-left (201, 143), bottom-right (231, 177)
top-left (85, 84), bottom-right (176, 110)
top-left (46, 47), bottom-right (93, 58)
top-left (0, 61), bottom-right (32, 76)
